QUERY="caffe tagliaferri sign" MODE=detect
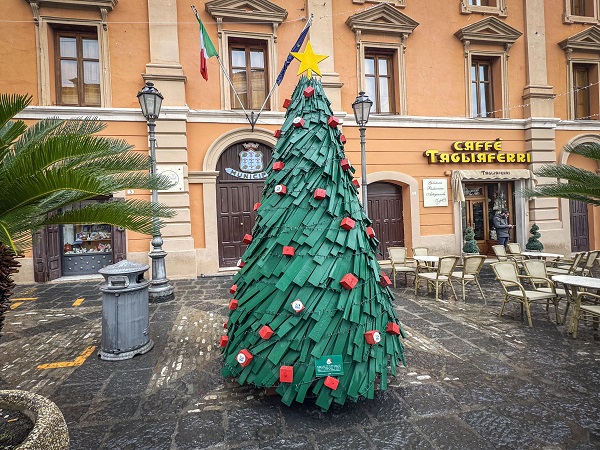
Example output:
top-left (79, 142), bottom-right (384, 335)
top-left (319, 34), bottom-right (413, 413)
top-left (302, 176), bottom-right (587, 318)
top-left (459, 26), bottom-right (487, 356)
top-left (424, 139), bottom-right (531, 164)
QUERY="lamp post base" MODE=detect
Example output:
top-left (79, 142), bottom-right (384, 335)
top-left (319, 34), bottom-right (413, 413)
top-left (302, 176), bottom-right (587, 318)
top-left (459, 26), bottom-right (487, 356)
top-left (148, 235), bottom-right (174, 303)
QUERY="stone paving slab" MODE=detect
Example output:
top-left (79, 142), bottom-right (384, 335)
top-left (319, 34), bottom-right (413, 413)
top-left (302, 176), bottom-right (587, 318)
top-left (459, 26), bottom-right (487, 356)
top-left (1, 266), bottom-right (600, 449)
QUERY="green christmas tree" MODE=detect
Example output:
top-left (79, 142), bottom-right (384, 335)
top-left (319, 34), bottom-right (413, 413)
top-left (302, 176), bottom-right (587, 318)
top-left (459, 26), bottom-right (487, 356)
top-left (526, 223), bottom-right (544, 251)
top-left (220, 76), bottom-right (406, 411)
top-left (462, 226), bottom-right (479, 254)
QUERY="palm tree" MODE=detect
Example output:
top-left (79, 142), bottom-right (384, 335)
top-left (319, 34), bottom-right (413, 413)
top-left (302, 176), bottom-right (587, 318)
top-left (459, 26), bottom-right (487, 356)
top-left (523, 142), bottom-right (600, 206)
top-left (0, 93), bottom-right (175, 336)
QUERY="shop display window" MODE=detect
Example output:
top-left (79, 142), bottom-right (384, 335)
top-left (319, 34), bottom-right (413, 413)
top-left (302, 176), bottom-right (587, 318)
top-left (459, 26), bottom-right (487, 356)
top-left (63, 224), bottom-right (112, 254)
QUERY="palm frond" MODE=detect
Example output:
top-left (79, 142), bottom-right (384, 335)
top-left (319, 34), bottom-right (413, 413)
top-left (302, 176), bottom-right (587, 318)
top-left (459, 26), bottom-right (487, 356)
top-left (10, 117), bottom-right (65, 155)
top-left (0, 94), bottom-right (31, 131)
top-left (521, 186), bottom-right (600, 206)
top-left (40, 199), bottom-right (176, 236)
top-left (535, 164), bottom-right (600, 187)
top-left (564, 142), bottom-right (600, 164)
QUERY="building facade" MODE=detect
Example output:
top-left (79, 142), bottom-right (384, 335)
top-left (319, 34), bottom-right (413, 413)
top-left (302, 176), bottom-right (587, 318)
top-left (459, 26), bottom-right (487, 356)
top-left (3, 0), bottom-right (600, 283)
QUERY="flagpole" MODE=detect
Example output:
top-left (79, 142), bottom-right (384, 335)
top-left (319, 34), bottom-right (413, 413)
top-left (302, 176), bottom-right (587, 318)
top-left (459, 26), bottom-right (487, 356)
top-left (191, 5), bottom-right (253, 124)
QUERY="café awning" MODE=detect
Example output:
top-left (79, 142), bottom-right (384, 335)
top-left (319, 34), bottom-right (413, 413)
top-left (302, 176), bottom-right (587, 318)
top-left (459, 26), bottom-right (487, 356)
top-left (451, 169), bottom-right (536, 202)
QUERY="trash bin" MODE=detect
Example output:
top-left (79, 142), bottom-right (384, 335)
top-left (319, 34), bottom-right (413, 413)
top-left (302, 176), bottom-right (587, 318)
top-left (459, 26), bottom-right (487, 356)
top-left (98, 260), bottom-right (154, 361)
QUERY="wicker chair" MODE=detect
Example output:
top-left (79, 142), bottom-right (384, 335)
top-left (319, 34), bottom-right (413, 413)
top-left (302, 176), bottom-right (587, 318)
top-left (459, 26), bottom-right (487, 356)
top-left (491, 261), bottom-right (560, 327)
top-left (522, 259), bottom-right (567, 323)
top-left (388, 247), bottom-right (416, 287)
top-left (546, 252), bottom-right (584, 276)
top-left (450, 255), bottom-right (486, 303)
top-left (492, 245), bottom-right (521, 266)
top-left (412, 246), bottom-right (433, 272)
top-left (572, 292), bottom-right (600, 339)
top-left (415, 255), bottom-right (459, 301)
top-left (506, 243), bottom-right (526, 263)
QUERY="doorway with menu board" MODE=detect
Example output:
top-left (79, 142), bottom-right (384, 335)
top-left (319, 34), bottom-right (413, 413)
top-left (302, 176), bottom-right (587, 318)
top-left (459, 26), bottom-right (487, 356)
top-left (461, 182), bottom-right (514, 255)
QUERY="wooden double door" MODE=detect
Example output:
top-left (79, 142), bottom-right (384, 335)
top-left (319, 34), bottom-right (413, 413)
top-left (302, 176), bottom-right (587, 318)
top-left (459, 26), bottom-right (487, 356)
top-left (367, 182), bottom-right (405, 260)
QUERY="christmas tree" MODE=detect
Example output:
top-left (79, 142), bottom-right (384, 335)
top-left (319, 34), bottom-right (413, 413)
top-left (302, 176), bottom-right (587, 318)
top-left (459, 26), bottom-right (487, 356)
top-left (526, 223), bottom-right (544, 251)
top-left (220, 45), bottom-right (406, 411)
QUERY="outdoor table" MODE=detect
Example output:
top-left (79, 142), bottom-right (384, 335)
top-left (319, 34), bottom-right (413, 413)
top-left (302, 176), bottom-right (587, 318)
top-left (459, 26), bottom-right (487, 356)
top-left (413, 255), bottom-right (439, 272)
top-left (521, 251), bottom-right (564, 260)
top-left (551, 274), bottom-right (600, 335)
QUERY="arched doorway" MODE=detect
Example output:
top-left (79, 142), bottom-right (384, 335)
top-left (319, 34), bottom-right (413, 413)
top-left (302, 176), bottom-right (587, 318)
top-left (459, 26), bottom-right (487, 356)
top-left (368, 182), bottom-right (404, 259)
top-left (216, 142), bottom-right (272, 267)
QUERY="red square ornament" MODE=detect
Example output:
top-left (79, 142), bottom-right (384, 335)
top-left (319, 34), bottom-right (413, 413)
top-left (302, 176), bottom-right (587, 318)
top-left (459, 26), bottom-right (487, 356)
top-left (219, 335), bottom-right (229, 347)
top-left (340, 158), bottom-right (351, 170)
top-left (228, 299), bottom-right (238, 310)
top-left (253, 202), bottom-right (261, 211)
top-left (340, 273), bottom-right (358, 290)
top-left (366, 227), bottom-right (375, 238)
top-left (283, 98), bottom-right (291, 109)
top-left (275, 184), bottom-right (287, 195)
top-left (386, 322), bottom-right (401, 335)
top-left (352, 179), bottom-right (360, 188)
top-left (280, 365), bottom-right (294, 383)
top-left (365, 330), bottom-right (382, 345)
top-left (273, 161), bottom-right (285, 171)
top-left (237, 259), bottom-right (245, 268)
top-left (324, 376), bottom-right (339, 390)
top-left (243, 234), bottom-right (253, 244)
top-left (303, 86), bottom-right (315, 97)
top-left (293, 117), bottom-right (305, 128)
top-left (229, 284), bottom-right (237, 294)
top-left (259, 325), bottom-right (274, 340)
top-left (314, 188), bottom-right (326, 200)
top-left (282, 246), bottom-right (295, 256)
top-left (328, 116), bottom-right (340, 128)
top-left (340, 134), bottom-right (347, 144)
top-left (340, 217), bottom-right (356, 230)
top-left (224, 319), bottom-right (228, 329)
top-left (273, 129), bottom-right (281, 138)
top-left (379, 273), bottom-right (392, 287)
top-left (236, 349), bottom-right (253, 367)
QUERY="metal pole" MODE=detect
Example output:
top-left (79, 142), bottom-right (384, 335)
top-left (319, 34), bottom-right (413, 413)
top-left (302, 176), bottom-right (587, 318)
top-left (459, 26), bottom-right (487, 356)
top-left (147, 119), bottom-right (174, 303)
top-left (359, 125), bottom-right (368, 216)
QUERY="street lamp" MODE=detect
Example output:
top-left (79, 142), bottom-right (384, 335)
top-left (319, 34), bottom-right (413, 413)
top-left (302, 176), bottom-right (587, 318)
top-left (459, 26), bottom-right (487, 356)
top-left (137, 81), bottom-right (174, 302)
top-left (352, 91), bottom-right (373, 215)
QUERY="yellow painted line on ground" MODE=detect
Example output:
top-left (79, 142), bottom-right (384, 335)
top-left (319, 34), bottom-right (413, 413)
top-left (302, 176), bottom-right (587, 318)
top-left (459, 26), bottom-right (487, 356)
top-left (11, 297), bottom-right (38, 301)
top-left (9, 302), bottom-right (23, 310)
top-left (72, 297), bottom-right (85, 307)
top-left (37, 345), bottom-right (97, 370)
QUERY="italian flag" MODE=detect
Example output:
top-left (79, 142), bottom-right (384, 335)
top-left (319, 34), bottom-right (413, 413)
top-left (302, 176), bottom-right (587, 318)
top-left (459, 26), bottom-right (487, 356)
top-left (197, 16), bottom-right (218, 81)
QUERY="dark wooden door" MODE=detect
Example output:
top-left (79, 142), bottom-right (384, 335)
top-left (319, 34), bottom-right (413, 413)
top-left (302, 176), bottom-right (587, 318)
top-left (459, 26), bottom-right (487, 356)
top-left (368, 182), bottom-right (404, 259)
top-left (33, 224), bottom-right (61, 282)
top-left (570, 199), bottom-right (590, 252)
top-left (216, 142), bottom-right (272, 267)
top-left (112, 226), bottom-right (126, 262)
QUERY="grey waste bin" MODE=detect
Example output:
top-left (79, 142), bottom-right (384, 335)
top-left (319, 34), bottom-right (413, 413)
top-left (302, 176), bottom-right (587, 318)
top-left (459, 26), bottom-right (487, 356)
top-left (98, 260), bottom-right (154, 361)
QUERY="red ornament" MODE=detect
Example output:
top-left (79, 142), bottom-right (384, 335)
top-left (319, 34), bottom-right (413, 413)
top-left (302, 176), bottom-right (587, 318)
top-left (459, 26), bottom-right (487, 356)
top-left (340, 217), bottom-right (356, 230)
top-left (379, 273), bottom-right (392, 287)
top-left (236, 349), bottom-right (253, 367)
top-left (280, 365), bottom-right (294, 383)
top-left (219, 335), bottom-right (229, 347)
top-left (340, 134), bottom-right (347, 144)
top-left (324, 376), bottom-right (339, 390)
top-left (293, 117), bottom-right (305, 128)
top-left (283, 98), bottom-right (292, 109)
top-left (243, 234), bottom-right (253, 244)
top-left (275, 184), bottom-right (287, 195)
top-left (229, 284), bottom-right (237, 294)
top-left (273, 161), bottom-right (285, 171)
top-left (228, 299), bottom-right (238, 310)
top-left (273, 129), bottom-right (281, 138)
top-left (352, 179), bottom-right (360, 188)
top-left (365, 330), bottom-right (382, 345)
top-left (237, 259), bottom-right (245, 268)
top-left (366, 227), bottom-right (375, 238)
top-left (386, 322), bottom-right (401, 335)
top-left (224, 319), bottom-right (228, 329)
top-left (303, 86), bottom-right (315, 97)
top-left (340, 273), bottom-right (358, 290)
top-left (328, 116), bottom-right (340, 128)
top-left (291, 299), bottom-right (305, 313)
top-left (253, 202), bottom-right (261, 211)
top-left (259, 325), bottom-right (274, 340)
top-left (314, 188), bottom-right (326, 200)
top-left (340, 159), bottom-right (351, 170)
top-left (282, 246), bottom-right (295, 256)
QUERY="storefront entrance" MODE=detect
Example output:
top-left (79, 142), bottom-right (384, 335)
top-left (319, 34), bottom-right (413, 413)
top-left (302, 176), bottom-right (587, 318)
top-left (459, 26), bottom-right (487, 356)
top-left (216, 142), bottom-right (272, 268)
top-left (368, 182), bottom-right (405, 260)
top-left (462, 182), bottom-right (515, 255)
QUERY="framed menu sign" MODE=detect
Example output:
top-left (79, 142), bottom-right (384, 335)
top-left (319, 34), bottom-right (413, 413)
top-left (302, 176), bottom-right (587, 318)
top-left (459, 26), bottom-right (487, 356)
top-left (423, 178), bottom-right (448, 207)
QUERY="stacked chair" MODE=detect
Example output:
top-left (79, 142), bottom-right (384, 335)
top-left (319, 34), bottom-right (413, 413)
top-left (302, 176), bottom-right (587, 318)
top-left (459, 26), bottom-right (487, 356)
top-left (388, 247), bottom-right (416, 288)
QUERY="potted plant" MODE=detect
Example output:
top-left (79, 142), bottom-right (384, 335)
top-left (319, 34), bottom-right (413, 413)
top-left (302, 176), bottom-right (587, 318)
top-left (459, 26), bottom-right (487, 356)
top-left (463, 226), bottom-right (480, 255)
top-left (526, 223), bottom-right (544, 251)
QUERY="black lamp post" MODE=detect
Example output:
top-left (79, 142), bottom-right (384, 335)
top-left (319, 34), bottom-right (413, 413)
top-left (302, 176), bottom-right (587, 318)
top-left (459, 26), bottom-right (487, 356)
top-left (352, 91), bottom-right (373, 215)
top-left (137, 81), bottom-right (174, 302)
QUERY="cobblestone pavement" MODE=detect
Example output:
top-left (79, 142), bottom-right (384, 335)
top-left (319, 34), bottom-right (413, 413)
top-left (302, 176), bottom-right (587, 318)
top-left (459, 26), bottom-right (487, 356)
top-left (1, 264), bottom-right (600, 449)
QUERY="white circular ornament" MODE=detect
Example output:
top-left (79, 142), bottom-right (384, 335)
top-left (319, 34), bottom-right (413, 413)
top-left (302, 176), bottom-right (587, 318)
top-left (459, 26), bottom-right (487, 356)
top-left (236, 352), bottom-right (246, 364)
top-left (291, 300), bottom-right (304, 312)
top-left (373, 331), bottom-right (381, 343)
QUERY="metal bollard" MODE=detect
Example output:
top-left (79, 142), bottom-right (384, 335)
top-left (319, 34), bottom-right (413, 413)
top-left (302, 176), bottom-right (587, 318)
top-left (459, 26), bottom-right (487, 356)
top-left (98, 260), bottom-right (154, 361)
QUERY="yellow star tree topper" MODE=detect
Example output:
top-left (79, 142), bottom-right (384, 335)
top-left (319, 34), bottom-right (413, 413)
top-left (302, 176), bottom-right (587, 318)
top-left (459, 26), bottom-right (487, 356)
top-left (290, 41), bottom-right (328, 78)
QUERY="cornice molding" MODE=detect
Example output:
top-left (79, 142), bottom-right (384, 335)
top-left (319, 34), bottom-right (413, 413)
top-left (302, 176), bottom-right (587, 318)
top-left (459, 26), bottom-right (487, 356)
top-left (454, 16), bottom-right (522, 47)
top-left (345, 3), bottom-right (418, 36)
top-left (559, 26), bottom-right (600, 53)
top-left (24, 0), bottom-right (117, 12)
top-left (205, 0), bottom-right (287, 24)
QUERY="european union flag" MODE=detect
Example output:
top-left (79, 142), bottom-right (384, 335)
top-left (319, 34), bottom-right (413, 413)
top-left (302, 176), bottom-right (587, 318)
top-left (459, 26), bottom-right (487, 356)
top-left (276, 17), bottom-right (312, 85)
